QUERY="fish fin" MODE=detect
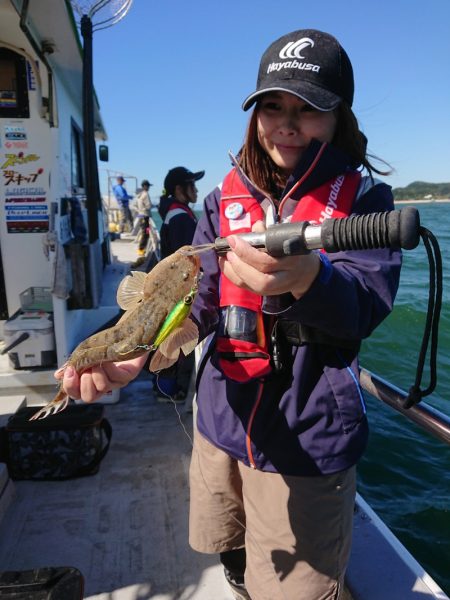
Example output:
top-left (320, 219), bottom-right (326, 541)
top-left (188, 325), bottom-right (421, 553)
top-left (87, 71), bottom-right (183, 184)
top-left (179, 320), bottom-right (199, 357)
top-left (159, 320), bottom-right (198, 359)
top-left (149, 321), bottom-right (199, 372)
top-left (116, 271), bottom-right (147, 311)
top-left (149, 348), bottom-right (179, 372)
top-left (29, 395), bottom-right (70, 420)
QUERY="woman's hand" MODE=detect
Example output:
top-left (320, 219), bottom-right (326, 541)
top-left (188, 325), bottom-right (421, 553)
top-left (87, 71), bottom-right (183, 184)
top-left (54, 353), bottom-right (149, 403)
top-left (219, 224), bottom-right (320, 299)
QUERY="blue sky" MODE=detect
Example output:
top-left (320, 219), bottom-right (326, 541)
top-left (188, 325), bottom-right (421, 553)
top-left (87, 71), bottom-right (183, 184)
top-left (91, 0), bottom-right (450, 204)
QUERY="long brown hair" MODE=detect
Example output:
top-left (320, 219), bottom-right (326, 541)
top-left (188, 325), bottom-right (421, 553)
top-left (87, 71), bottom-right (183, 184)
top-left (333, 102), bottom-right (392, 177)
top-left (238, 100), bottom-right (392, 196)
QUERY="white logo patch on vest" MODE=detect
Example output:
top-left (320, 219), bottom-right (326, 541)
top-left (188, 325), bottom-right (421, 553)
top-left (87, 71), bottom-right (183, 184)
top-left (225, 202), bottom-right (244, 220)
top-left (225, 202), bottom-right (252, 231)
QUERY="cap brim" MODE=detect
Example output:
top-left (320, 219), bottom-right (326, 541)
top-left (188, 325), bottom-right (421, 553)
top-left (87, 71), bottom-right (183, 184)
top-left (192, 170), bottom-right (205, 181)
top-left (242, 81), bottom-right (341, 112)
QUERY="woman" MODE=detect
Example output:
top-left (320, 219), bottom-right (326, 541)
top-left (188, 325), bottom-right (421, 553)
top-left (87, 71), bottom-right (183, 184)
top-left (158, 166), bottom-right (204, 259)
top-left (59, 29), bottom-right (401, 600)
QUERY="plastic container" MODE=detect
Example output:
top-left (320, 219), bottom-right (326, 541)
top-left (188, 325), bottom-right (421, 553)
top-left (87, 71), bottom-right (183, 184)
top-left (3, 311), bottom-right (56, 368)
top-left (19, 287), bottom-right (53, 312)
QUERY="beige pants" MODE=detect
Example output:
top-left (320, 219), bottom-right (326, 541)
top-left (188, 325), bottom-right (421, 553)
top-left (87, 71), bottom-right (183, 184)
top-left (189, 432), bottom-right (356, 600)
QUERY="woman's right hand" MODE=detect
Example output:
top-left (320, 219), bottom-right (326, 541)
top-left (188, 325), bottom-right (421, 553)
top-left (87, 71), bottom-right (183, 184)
top-left (55, 353), bottom-right (149, 403)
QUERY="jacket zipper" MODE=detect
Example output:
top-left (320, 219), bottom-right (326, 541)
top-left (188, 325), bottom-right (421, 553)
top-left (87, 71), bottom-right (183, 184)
top-left (231, 146), bottom-right (327, 468)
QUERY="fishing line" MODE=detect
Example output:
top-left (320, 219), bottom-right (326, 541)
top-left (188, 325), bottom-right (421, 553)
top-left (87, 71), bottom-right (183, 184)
top-left (403, 226), bottom-right (443, 408)
top-left (154, 373), bottom-right (193, 445)
top-left (155, 371), bottom-right (291, 600)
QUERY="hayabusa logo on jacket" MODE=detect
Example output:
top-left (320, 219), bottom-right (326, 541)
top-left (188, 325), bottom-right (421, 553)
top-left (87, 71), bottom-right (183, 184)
top-left (279, 37), bottom-right (314, 59)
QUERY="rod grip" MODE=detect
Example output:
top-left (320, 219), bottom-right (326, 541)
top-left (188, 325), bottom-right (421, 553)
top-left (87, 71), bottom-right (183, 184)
top-left (320, 207), bottom-right (420, 252)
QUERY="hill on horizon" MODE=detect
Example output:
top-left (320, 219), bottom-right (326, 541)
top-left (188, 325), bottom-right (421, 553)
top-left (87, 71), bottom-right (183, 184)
top-left (392, 181), bottom-right (450, 200)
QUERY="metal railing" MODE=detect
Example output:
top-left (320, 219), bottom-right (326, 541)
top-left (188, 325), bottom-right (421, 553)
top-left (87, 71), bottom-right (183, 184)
top-left (360, 368), bottom-right (450, 446)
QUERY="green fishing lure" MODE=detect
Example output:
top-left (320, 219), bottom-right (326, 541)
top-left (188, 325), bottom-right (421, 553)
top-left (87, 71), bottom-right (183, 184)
top-left (151, 286), bottom-right (197, 350)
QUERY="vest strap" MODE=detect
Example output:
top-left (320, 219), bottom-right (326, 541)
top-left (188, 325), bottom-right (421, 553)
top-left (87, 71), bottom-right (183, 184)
top-left (277, 320), bottom-right (361, 350)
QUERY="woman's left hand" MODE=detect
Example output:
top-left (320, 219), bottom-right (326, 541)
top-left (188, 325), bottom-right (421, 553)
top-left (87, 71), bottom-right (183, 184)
top-left (219, 225), bottom-right (321, 299)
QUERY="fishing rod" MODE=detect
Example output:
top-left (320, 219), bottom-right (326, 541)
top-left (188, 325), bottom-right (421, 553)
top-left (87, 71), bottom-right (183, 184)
top-left (189, 206), bottom-right (442, 408)
top-left (196, 206), bottom-right (421, 256)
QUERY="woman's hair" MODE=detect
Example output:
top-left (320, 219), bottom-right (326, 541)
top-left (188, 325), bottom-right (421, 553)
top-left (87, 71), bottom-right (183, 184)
top-left (162, 182), bottom-right (192, 199)
top-left (238, 100), bottom-right (391, 197)
top-left (333, 102), bottom-right (392, 177)
top-left (238, 108), bottom-right (286, 198)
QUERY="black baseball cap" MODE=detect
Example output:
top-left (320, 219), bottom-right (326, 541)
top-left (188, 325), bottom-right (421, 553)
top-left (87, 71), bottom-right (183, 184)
top-left (141, 179), bottom-right (153, 187)
top-left (164, 167), bottom-right (205, 195)
top-left (242, 29), bottom-right (354, 112)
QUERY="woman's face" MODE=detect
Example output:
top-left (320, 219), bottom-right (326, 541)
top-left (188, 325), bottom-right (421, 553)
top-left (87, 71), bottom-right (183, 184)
top-left (256, 91), bottom-right (337, 173)
top-left (183, 182), bottom-right (198, 204)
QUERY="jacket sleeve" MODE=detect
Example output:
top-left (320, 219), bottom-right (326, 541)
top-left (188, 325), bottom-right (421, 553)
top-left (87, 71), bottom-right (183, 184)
top-left (113, 185), bottom-right (132, 202)
top-left (190, 186), bottom-right (222, 341)
top-left (279, 182), bottom-right (402, 340)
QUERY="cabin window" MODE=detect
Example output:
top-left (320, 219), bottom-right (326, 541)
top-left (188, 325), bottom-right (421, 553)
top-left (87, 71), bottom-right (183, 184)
top-left (0, 47), bottom-right (30, 118)
top-left (71, 120), bottom-right (85, 192)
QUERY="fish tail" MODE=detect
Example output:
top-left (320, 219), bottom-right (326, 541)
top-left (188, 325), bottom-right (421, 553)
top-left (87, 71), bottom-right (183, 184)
top-left (29, 386), bottom-right (70, 421)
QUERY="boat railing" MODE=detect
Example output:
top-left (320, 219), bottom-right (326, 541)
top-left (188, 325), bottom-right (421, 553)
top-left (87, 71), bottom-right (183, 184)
top-left (360, 368), bottom-right (450, 446)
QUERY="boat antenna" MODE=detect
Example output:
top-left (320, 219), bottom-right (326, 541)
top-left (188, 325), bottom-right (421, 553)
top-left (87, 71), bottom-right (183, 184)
top-left (69, 0), bottom-right (134, 244)
top-left (71, 0), bottom-right (133, 32)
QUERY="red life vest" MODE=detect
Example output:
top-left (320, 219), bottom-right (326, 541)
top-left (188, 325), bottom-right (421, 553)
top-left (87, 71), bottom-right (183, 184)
top-left (217, 167), bottom-right (361, 383)
top-left (164, 200), bottom-right (197, 223)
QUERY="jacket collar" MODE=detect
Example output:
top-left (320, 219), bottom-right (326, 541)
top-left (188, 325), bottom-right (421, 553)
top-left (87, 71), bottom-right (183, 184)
top-left (229, 141), bottom-right (357, 205)
top-left (282, 139), bottom-right (356, 202)
top-left (228, 152), bottom-right (268, 203)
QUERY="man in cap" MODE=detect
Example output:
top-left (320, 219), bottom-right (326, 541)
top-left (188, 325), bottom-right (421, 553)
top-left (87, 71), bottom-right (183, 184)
top-left (159, 166), bottom-right (204, 259)
top-left (135, 179), bottom-right (153, 257)
top-left (112, 175), bottom-right (134, 233)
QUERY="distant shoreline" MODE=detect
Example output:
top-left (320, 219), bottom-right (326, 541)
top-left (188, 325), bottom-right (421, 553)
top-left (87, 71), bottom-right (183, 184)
top-left (394, 199), bottom-right (450, 204)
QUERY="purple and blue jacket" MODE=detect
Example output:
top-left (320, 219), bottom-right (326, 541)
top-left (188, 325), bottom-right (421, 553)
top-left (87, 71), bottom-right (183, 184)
top-left (190, 141), bottom-right (402, 476)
